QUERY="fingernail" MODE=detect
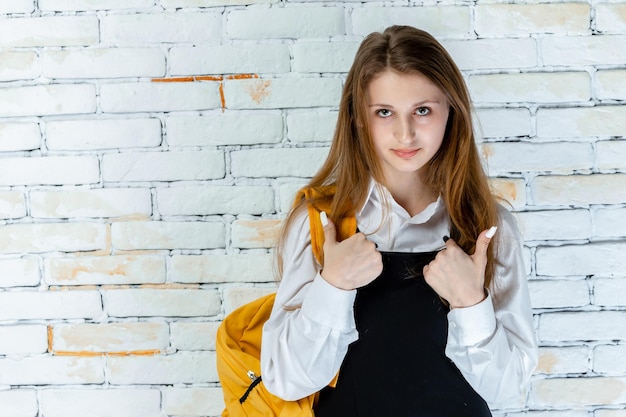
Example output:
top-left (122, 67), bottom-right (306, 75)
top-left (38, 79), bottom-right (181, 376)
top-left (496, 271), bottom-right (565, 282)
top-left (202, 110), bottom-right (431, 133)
top-left (320, 211), bottom-right (329, 227)
top-left (443, 236), bottom-right (450, 242)
top-left (485, 226), bottom-right (498, 238)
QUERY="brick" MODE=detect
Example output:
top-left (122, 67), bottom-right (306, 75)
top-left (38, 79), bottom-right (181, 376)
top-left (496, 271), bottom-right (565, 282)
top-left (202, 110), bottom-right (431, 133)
top-left (539, 311), bottom-right (626, 341)
top-left (102, 288), bottom-right (221, 317)
top-left (0, 390), bottom-right (38, 417)
top-left (42, 48), bottom-right (164, 79)
top-left (39, 0), bottom-right (155, 11)
top-left (102, 150), bottom-right (224, 182)
top-left (0, 122), bottom-right (40, 151)
top-left (469, 72), bottom-right (590, 104)
top-left (163, 387), bottom-right (224, 416)
top-left (0, 356), bottom-right (105, 385)
top-left (231, 147), bottom-right (329, 178)
top-left (0, 325), bottom-right (48, 355)
top-left (0, 1), bottom-right (34, 13)
top-left (224, 77), bottom-right (342, 109)
top-left (594, 345), bottom-right (626, 375)
top-left (597, 140), bottom-right (626, 171)
top-left (170, 44), bottom-right (290, 75)
top-left (595, 3), bottom-right (626, 33)
top-left (505, 412), bottom-right (587, 417)
top-left (531, 377), bottom-right (626, 407)
top-left (30, 188), bottom-right (152, 219)
top-left (593, 207), bottom-right (626, 238)
top-left (278, 181), bottom-right (307, 213)
top-left (170, 322), bottom-right (219, 351)
top-left (0, 16), bottom-right (98, 47)
top-left (443, 38), bottom-right (537, 71)
top-left (227, 7), bottom-right (344, 39)
top-left (169, 254), bottom-right (274, 283)
top-left (528, 279), bottom-right (589, 309)
top-left (51, 113), bottom-right (142, 146)
top-left (107, 352), bottom-right (217, 384)
top-left (287, 111), bottom-right (337, 143)
top-left (542, 35), bottom-right (626, 66)
top-left (0, 84), bottom-right (96, 117)
top-left (351, 6), bottom-right (470, 37)
top-left (0, 290), bottom-right (102, 320)
top-left (111, 221), bottom-right (225, 250)
top-left (536, 243), bottom-right (626, 277)
top-left (475, 109), bottom-right (532, 139)
top-left (0, 258), bottom-right (40, 287)
top-left (0, 190), bottom-right (26, 219)
top-left (101, 12), bottom-right (221, 44)
top-left (0, 223), bottom-right (106, 255)
top-left (489, 178), bottom-right (526, 210)
top-left (531, 174), bottom-right (626, 206)
top-left (157, 185), bottom-right (274, 216)
top-left (482, 142), bottom-right (593, 175)
top-left (596, 410), bottom-right (626, 417)
top-left (100, 81), bottom-right (220, 113)
top-left (293, 42), bottom-right (359, 73)
top-left (163, 0), bottom-right (274, 6)
top-left (535, 346), bottom-right (589, 375)
top-left (45, 255), bottom-right (166, 286)
top-left (222, 287), bottom-right (277, 314)
top-left (537, 106), bottom-right (626, 138)
top-left (167, 112), bottom-right (283, 146)
top-left (0, 156), bottom-right (99, 186)
top-left (593, 278), bottom-right (626, 307)
top-left (40, 388), bottom-right (161, 417)
top-left (0, 51), bottom-right (39, 81)
top-left (51, 323), bottom-right (169, 353)
top-left (231, 218), bottom-right (282, 248)
top-left (475, 3), bottom-right (590, 37)
top-left (596, 70), bottom-right (626, 100)
top-left (514, 209), bottom-right (591, 241)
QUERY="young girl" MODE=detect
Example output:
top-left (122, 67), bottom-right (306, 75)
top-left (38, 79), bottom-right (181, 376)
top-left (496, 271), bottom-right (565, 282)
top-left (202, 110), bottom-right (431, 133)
top-left (260, 25), bottom-right (537, 415)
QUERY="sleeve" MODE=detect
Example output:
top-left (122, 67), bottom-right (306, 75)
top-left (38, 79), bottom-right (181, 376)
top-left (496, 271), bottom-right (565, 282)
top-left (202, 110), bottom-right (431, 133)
top-left (444, 208), bottom-right (538, 408)
top-left (260, 208), bottom-right (359, 401)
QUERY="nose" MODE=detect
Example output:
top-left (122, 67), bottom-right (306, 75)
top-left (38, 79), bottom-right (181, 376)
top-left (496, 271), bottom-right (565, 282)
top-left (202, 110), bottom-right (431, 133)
top-left (394, 115), bottom-right (415, 144)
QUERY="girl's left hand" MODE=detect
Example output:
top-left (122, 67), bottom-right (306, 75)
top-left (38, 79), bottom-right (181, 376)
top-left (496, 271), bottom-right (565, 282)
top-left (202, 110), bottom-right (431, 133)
top-left (423, 227), bottom-right (497, 309)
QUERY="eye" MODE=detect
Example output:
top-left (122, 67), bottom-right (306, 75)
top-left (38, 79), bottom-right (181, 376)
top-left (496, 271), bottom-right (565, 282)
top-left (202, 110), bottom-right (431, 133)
top-left (375, 109), bottom-right (393, 118)
top-left (415, 107), bottom-right (430, 116)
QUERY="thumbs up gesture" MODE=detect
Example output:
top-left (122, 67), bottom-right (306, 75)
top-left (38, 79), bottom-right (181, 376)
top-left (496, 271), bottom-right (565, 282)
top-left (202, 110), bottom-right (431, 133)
top-left (423, 226), bottom-right (497, 309)
top-left (319, 211), bottom-right (383, 291)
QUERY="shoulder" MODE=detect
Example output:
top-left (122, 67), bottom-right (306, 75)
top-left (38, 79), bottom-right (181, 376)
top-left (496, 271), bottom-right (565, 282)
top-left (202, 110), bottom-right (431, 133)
top-left (495, 203), bottom-right (522, 246)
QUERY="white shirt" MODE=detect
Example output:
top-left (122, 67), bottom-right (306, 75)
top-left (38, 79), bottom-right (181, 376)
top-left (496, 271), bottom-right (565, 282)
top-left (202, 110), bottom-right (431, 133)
top-left (261, 181), bottom-right (538, 408)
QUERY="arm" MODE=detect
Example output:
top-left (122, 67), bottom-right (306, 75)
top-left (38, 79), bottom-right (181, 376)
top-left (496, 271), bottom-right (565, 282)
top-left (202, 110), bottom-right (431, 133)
top-left (444, 209), bottom-right (538, 407)
top-left (260, 209), bottom-right (358, 401)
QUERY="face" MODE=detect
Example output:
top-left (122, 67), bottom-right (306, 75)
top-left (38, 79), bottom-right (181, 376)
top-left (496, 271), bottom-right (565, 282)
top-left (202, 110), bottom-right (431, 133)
top-left (366, 70), bottom-right (450, 185)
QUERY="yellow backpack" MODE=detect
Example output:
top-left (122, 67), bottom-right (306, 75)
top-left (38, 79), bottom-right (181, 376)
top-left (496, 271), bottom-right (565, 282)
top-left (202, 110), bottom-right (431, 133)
top-left (216, 186), bottom-right (356, 416)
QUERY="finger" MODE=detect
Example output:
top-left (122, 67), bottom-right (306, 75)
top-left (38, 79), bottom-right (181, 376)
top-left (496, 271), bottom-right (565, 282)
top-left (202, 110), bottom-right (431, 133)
top-left (473, 226), bottom-right (497, 260)
top-left (320, 211), bottom-right (337, 245)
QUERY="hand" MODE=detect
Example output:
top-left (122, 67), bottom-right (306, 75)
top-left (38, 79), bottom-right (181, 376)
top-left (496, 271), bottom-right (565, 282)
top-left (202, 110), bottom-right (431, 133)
top-left (422, 226), bottom-right (497, 309)
top-left (319, 211), bottom-right (383, 290)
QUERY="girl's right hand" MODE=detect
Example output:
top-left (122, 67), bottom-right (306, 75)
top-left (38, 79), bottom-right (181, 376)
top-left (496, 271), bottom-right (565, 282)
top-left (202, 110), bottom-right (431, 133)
top-left (319, 212), bottom-right (383, 290)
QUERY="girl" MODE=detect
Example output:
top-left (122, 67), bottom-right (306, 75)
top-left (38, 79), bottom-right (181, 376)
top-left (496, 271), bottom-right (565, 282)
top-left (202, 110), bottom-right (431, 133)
top-left (261, 25), bottom-right (537, 416)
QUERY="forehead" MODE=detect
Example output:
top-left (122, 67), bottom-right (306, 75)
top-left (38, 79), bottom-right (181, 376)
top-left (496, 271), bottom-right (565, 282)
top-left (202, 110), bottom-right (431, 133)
top-left (366, 70), bottom-right (447, 103)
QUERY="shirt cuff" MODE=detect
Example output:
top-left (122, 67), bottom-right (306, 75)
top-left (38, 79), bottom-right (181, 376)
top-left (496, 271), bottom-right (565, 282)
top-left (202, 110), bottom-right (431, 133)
top-left (300, 272), bottom-right (357, 331)
top-left (447, 293), bottom-right (497, 346)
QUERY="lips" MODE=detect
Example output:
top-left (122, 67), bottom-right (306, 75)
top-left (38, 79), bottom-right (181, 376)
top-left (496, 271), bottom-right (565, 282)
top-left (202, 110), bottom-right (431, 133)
top-left (392, 149), bottom-right (419, 159)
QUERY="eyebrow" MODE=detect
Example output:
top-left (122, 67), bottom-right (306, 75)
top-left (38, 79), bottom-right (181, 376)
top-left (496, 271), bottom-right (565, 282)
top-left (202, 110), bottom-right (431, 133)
top-left (367, 100), bottom-right (441, 107)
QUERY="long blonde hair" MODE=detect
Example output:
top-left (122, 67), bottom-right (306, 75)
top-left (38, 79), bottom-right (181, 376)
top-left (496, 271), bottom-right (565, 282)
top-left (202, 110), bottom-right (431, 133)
top-left (278, 25), bottom-right (499, 288)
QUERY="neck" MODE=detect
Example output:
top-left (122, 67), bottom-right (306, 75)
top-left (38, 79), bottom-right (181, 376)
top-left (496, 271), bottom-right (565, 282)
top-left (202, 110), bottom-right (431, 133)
top-left (384, 174), bottom-right (436, 217)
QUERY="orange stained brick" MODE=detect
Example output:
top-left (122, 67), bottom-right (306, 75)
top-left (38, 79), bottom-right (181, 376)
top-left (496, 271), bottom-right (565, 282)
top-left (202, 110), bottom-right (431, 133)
top-left (53, 349), bottom-right (162, 357)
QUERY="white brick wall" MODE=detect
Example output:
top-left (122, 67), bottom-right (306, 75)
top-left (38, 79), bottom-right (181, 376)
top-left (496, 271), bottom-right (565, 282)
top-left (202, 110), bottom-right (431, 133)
top-left (0, 1), bottom-right (624, 416)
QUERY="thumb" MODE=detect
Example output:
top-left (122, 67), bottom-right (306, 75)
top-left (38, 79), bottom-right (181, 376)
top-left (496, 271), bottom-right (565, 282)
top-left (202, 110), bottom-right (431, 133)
top-left (472, 226), bottom-right (497, 262)
top-left (320, 211), bottom-right (337, 245)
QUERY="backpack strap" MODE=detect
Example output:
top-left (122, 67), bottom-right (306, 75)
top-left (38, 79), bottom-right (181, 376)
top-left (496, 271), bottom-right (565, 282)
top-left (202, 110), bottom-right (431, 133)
top-left (294, 185), bottom-right (357, 266)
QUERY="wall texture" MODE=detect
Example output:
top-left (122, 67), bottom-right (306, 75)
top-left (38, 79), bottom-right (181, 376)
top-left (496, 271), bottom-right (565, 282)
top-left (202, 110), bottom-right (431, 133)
top-left (0, 0), bottom-right (625, 416)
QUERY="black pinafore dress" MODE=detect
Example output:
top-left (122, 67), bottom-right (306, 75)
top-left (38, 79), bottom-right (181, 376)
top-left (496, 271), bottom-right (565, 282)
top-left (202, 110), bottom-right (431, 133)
top-left (315, 251), bottom-right (492, 417)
